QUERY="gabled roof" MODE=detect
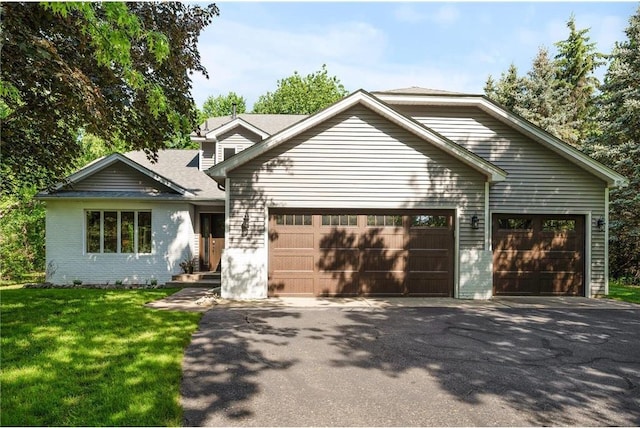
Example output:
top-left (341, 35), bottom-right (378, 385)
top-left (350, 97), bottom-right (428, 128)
top-left (38, 151), bottom-right (226, 201)
top-left (207, 89), bottom-right (508, 183)
top-left (204, 117), bottom-right (270, 141)
top-left (373, 86), bottom-right (464, 96)
top-left (192, 113), bottom-right (308, 140)
top-left (41, 153), bottom-right (192, 197)
top-left (374, 91), bottom-right (628, 188)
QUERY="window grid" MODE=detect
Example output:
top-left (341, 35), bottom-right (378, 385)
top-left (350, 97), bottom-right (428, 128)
top-left (498, 218), bottom-right (533, 230)
top-left (411, 215), bottom-right (449, 228)
top-left (86, 210), bottom-right (152, 254)
top-left (275, 214), bottom-right (312, 226)
top-left (321, 214), bottom-right (358, 227)
top-left (543, 219), bottom-right (576, 232)
top-left (367, 215), bottom-right (402, 227)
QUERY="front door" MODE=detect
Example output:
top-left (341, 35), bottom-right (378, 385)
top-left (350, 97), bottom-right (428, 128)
top-left (200, 213), bottom-right (225, 272)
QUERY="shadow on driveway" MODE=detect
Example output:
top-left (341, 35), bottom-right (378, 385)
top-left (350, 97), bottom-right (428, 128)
top-left (181, 305), bottom-right (640, 426)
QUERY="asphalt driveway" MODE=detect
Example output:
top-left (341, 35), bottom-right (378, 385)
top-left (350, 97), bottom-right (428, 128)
top-left (181, 299), bottom-right (640, 426)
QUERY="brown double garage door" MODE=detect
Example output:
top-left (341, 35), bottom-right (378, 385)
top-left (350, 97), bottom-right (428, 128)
top-left (268, 210), bottom-right (454, 297)
top-left (493, 214), bottom-right (585, 296)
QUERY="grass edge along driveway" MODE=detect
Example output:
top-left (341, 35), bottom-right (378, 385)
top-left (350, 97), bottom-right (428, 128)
top-left (0, 288), bottom-right (201, 427)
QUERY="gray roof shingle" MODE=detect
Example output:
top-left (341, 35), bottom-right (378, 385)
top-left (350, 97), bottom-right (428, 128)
top-left (125, 150), bottom-right (225, 200)
top-left (195, 113), bottom-right (308, 137)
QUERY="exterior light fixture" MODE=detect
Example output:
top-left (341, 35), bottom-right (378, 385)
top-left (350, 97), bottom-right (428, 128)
top-left (597, 217), bottom-right (605, 232)
top-left (241, 213), bottom-right (249, 236)
top-left (471, 214), bottom-right (480, 230)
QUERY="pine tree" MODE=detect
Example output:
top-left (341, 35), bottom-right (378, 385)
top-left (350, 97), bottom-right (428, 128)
top-left (514, 47), bottom-right (577, 144)
top-left (484, 64), bottom-right (523, 111)
top-left (554, 15), bottom-right (605, 145)
top-left (585, 6), bottom-right (640, 282)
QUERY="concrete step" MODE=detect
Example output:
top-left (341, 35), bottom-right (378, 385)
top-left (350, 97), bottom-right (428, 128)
top-left (165, 280), bottom-right (221, 288)
top-left (171, 272), bottom-right (221, 282)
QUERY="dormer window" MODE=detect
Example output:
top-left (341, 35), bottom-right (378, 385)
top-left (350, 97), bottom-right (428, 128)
top-left (223, 147), bottom-right (237, 161)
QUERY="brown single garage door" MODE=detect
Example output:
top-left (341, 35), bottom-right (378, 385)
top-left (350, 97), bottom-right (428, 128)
top-left (268, 210), bottom-right (454, 297)
top-left (492, 214), bottom-right (585, 296)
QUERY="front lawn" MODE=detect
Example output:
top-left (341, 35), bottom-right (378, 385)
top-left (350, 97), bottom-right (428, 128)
top-left (608, 279), bottom-right (640, 304)
top-left (0, 288), bottom-right (201, 426)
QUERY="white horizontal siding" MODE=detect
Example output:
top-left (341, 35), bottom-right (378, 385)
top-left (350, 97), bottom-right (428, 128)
top-left (201, 141), bottom-right (215, 170)
top-left (217, 126), bottom-right (262, 163)
top-left (228, 105), bottom-right (487, 251)
top-left (395, 104), bottom-right (608, 296)
top-left (70, 162), bottom-right (174, 193)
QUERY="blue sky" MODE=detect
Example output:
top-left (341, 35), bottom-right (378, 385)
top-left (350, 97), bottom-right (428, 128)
top-left (191, 1), bottom-right (638, 110)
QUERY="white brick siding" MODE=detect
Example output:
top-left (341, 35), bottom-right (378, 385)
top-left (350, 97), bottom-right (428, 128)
top-left (45, 200), bottom-right (195, 285)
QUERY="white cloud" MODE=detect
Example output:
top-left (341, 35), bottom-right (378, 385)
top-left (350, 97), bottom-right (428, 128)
top-left (192, 18), bottom-right (388, 108)
top-left (393, 4), bottom-right (460, 26)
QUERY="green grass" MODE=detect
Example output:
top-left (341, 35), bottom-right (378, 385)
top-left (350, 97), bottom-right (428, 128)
top-left (608, 279), bottom-right (640, 304)
top-left (0, 288), bottom-right (202, 426)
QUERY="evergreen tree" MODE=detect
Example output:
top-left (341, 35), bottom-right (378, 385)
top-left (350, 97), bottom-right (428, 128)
top-left (586, 6), bottom-right (640, 282)
top-left (484, 64), bottom-right (524, 112)
top-left (514, 47), bottom-right (577, 144)
top-left (554, 15), bottom-right (605, 144)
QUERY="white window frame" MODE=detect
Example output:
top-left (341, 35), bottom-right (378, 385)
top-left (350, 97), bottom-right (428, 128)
top-left (85, 210), bottom-right (152, 254)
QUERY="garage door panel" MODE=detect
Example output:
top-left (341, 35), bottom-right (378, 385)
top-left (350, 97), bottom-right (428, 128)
top-left (406, 275), bottom-right (451, 296)
top-left (317, 248), bottom-right (360, 272)
top-left (271, 253), bottom-right (315, 272)
top-left (272, 232), bottom-right (315, 249)
top-left (268, 276), bottom-right (315, 296)
top-left (493, 214), bottom-right (584, 296)
top-left (408, 232), bottom-right (451, 249)
top-left (318, 272), bottom-right (359, 296)
top-left (538, 252), bottom-right (583, 271)
top-left (494, 273), bottom-right (539, 295)
top-left (538, 273), bottom-right (584, 295)
top-left (361, 231), bottom-right (405, 250)
top-left (360, 272), bottom-right (404, 295)
top-left (407, 251), bottom-right (450, 272)
top-left (360, 249), bottom-right (405, 271)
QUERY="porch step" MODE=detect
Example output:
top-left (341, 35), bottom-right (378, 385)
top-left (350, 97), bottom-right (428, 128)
top-left (171, 272), bottom-right (221, 282)
top-left (166, 271), bottom-right (221, 288)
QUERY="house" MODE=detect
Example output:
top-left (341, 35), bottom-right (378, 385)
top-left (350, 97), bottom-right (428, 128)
top-left (37, 88), bottom-right (627, 299)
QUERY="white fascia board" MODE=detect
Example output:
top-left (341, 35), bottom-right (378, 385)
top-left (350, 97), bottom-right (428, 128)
top-left (377, 93), bottom-right (628, 188)
top-left (207, 90), bottom-right (506, 183)
top-left (55, 153), bottom-right (194, 197)
top-left (204, 118), bottom-right (269, 141)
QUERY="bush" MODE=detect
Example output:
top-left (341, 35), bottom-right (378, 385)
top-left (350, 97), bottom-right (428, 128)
top-left (0, 186), bottom-right (45, 281)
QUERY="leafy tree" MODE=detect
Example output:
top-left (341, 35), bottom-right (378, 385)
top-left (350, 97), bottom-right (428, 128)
top-left (484, 64), bottom-right (524, 111)
top-left (0, 186), bottom-right (46, 281)
top-left (514, 47), bottom-right (577, 144)
top-left (253, 64), bottom-right (348, 114)
top-left (199, 92), bottom-right (247, 122)
top-left (554, 15), bottom-right (605, 144)
top-left (585, 6), bottom-right (640, 282)
top-left (0, 2), bottom-right (218, 196)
